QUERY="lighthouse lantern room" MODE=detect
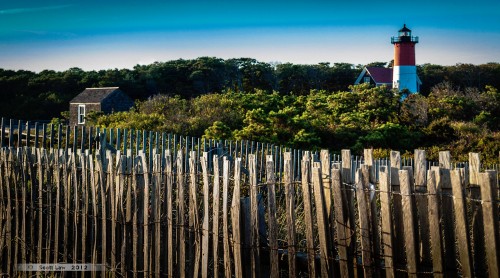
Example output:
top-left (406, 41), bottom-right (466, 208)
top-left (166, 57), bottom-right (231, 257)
top-left (391, 24), bottom-right (419, 93)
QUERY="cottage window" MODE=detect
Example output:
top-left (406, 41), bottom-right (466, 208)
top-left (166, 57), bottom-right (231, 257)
top-left (78, 105), bottom-right (85, 124)
top-left (364, 77), bottom-right (370, 83)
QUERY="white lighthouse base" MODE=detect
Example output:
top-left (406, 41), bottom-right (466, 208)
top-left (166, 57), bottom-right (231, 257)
top-left (393, 65), bottom-right (418, 93)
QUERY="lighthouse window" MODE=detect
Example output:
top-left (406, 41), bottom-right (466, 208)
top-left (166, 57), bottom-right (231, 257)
top-left (364, 77), bottom-right (370, 83)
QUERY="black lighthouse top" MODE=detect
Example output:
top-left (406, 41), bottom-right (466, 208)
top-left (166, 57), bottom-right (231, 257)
top-left (391, 24), bottom-right (419, 44)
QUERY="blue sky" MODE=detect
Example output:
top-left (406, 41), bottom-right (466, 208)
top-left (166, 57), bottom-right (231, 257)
top-left (0, 0), bottom-right (499, 71)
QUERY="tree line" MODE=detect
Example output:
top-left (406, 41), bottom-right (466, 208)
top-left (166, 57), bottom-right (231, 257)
top-left (1, 57), bottom-right (499, 120)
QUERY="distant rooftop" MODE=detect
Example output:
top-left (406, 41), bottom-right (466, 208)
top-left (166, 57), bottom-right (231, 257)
top-left (366, 67), bottom-right (393, 84)
top-left (70, 87), bottom-right (121, 103)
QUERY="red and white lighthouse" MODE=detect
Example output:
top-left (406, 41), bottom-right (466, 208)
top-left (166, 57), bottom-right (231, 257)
top-left (391, 24), bottom-right (419, 92)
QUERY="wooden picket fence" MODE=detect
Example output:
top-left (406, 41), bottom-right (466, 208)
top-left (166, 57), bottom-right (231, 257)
top-left (0, 144), bottom-right (499, 277)
top-left (0, 118), bottom-right (500, 277)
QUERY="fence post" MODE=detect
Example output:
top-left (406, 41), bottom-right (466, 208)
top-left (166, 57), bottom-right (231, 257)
top-left (356, 166), bottom-right (373, 277)
top-left (312, 162), bottom-right (330, 277)
top-left (266, 155), bottom-right (279, 277)
top-left (436, 166), bottom-right (457, 275)
top-left (188, 151), bottom-right (200, 278)
top-left (284, 152), bottom-right (296, 277)
top-left (222, 157), bottom-right (232, 278)
top-left (415, 150), bottom-right (431, 265)
top-left (450, 169), bottom-right (473, 277)
top-left (176, 150), bottom-right (186, 277)
top-left (332, 162), bottom-right (352, 277)
top-left (301, 153), bottom-right (316, 277)
top-left (248, 154), bottom-right (261, 277)
top-left (390, 151), bottom-right (406, 271)
top-left (341, 149), bottom-right (356, 265)
top-left (231, 157), bottom-right (243, 278)
top-left (427, 168), bottom-right (444, 277)
top-left (400, 169), bottom-right (418, 277)
top-left (379, 166), bottom-right (395, 278)
top-left (212, 154), bottom-right (221, 278)
top-left (479, 170), bottom-right (499, 277)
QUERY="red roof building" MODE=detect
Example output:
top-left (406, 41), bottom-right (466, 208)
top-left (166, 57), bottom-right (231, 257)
top-left (354, 66), bottom-right (421, 90)
top-left (354, 67), bottom-right (394, 88)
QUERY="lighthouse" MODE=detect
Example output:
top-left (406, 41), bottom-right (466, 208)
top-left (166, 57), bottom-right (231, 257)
top-left (391, 24), bottom-right (419, 93)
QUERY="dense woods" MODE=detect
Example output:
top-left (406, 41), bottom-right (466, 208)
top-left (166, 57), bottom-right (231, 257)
top-left (1, 57), bottom-right (499, 162)
top-left (1, 57), bottom-right (499, 119)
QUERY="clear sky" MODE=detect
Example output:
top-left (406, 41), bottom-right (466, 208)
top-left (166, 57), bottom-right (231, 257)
top-left (1, 0), bottom-right (499, 72)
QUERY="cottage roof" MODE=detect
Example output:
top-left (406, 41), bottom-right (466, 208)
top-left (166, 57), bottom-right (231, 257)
top-left (70, 87), bottom-right (121, 103)
top-left (365, 67), bottom-right (393, 84)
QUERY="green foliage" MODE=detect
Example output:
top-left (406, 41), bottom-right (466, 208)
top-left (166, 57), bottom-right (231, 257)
top-left (94, 111), bottom-right (166, 131)
top-left (357, 123), bottom-right (421, 151)
top-left (233, 108), bottom-right (278, 143)
top-left (1, 60), bottom-right (499, 162)
top-left (203, 121), bottom-right (233, 140)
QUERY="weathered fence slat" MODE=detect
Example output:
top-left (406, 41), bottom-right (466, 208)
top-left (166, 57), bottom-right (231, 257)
top-left (479, 170), bottom-right (500, 277)
top-left (437, 167), bottom-right (457, 275)
top-left (379, 166), bottom-right (395, 278)
top-left (341, 149), bottom-right (357, 269)
top-left (283, 153), bottom-right (297, 277)
top-left (266, 155), bottom-right (280, 277)
top-left (222, 157), bottom-right (232, 278)
top-left (88, 152), bottom-right (98, 278)
top-left (212, 155), bottom-right (221, 278)
top-left (70, 151), bottom-right (79, 266)
top-left (414, 150), bottom-right (431, 266)
top-left (249, 154), bottom-right (261, 277)
top-left (165, 150), bottom-right (174, 277)
top-left (301, 153), bottom-right (315, 277)
top-left (51, 151), bottom-right (60, 265)
top-left (450, 169), bottom-right (473, 277)
top-left (80, 152), bottom-right (89, 275)
top-left (332, 163), bottom-right (351, 278)
top-left (356, 166), bottom-right (373, 278)
top-left (0, 149), bottom-right (6, 269)
top-left (390, 151), bottom-right (405, 271)
top-left (400, 169), bottom-right (418, 277)
top-left (428, 168), bottom-right (444, 277)
top-left (153, 154), bottom-right (162, 277)
top-left (366, 157), bottom-right (381, 274)
top-left (177, 150), bottom-right (186, 277)
top-left (201, 153), bottom-right (211, 278)
top-left (45, 150), bottom-right (54, 266)
top-left (108, 151), bottom-right (117, 273)
top-left (231, 157), bottom-right (243, 278)
top-left (312, 162), bottom-right (330, 277)
top-left (189, 151), bottom-right (201, 278)
top-left (97, 153), bottom-right (107, 276)
top-left (117, 154), bottom-right (126, 275)
top-left (5, 150), bottom-right (14, 274)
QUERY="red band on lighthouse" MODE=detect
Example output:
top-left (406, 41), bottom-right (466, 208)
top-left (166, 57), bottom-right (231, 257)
top-left (394, 44), bottom-right (416, 66)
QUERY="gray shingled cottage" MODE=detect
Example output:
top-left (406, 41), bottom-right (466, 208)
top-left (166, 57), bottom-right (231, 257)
top-left (69, 87), bottom-right (133, 126)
